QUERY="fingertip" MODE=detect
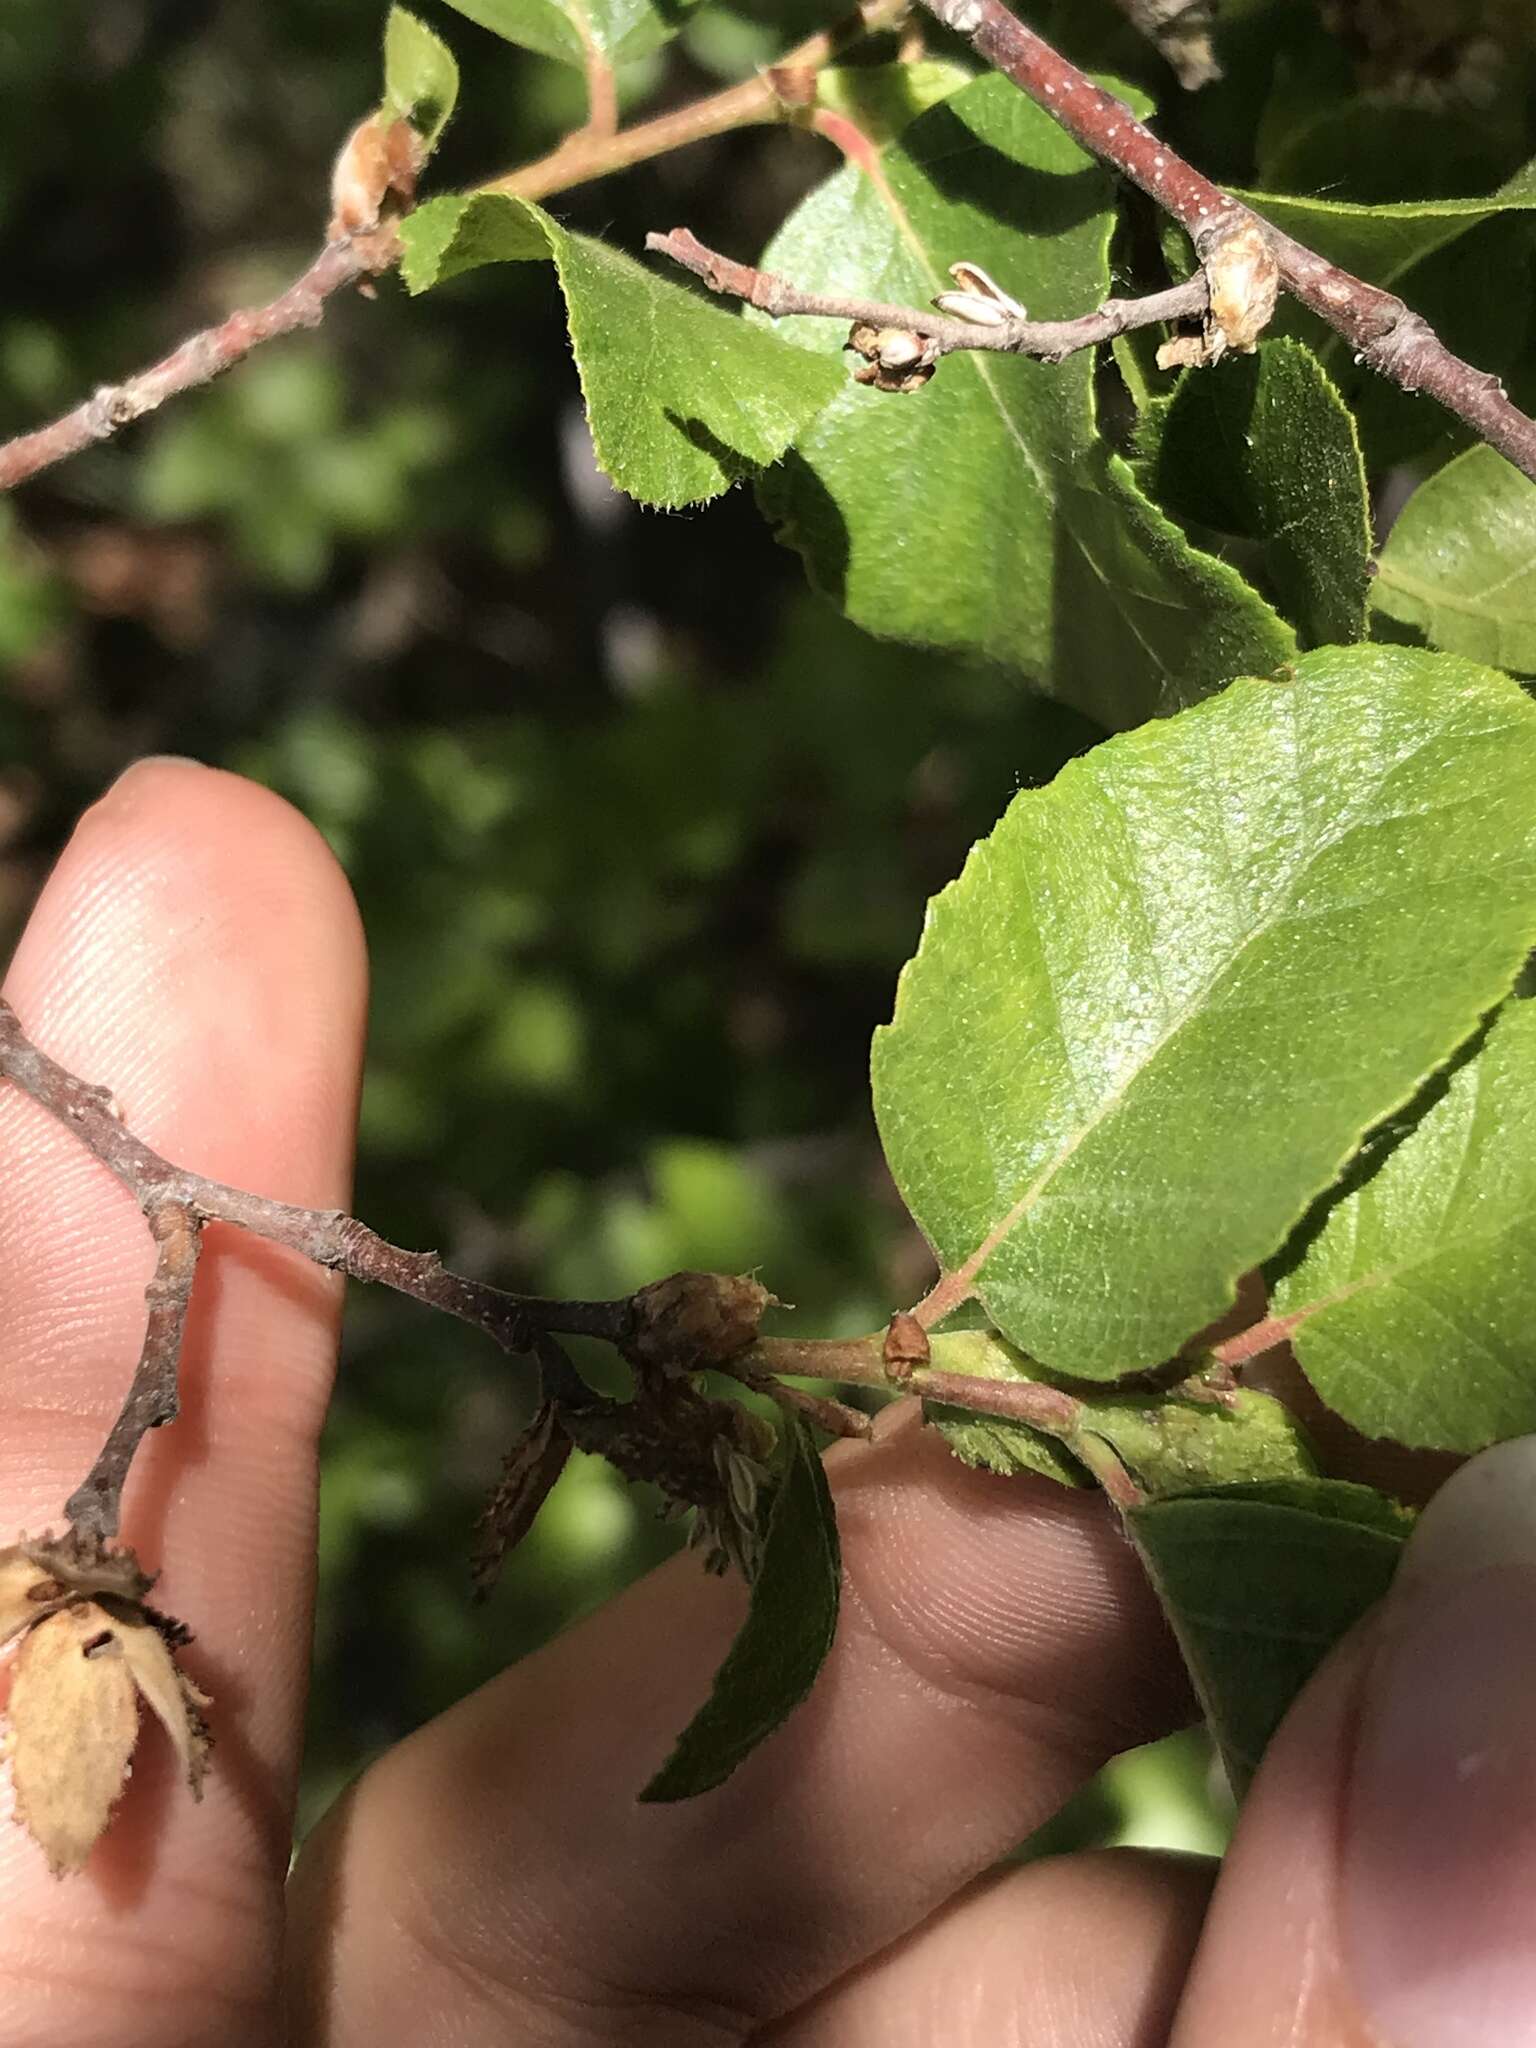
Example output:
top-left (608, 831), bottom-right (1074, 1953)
top-left (8, 755), bottom-right (367, 1179)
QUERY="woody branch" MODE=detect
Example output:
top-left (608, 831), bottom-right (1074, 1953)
top-left (916, 0), bottom-right (1536, 482)
top-left (646, 227), bottom-right (1211, 368)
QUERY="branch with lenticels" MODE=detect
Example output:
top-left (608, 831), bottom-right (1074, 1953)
top-left (655, 0), bottom-right (1536, 482)
top-left (912, 0), bottom-right (1536, 480)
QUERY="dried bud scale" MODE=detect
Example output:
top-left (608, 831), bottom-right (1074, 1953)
top-left (0, 1534), bottom-right (209, 1876)
top-left (328, 114), bottom-right (427, 243)
top-left (629, 1270), bottom-right (775, 1373)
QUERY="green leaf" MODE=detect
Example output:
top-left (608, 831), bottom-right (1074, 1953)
top-left (1261, 101), bottom-right (1518, 209)
top-left (1274, 1002), bottom-right (1536, 1453)
top-left (399, 194), bottom-right (843, 507)
top-left (1235, 156), bottom-right (1536, 291)
top-left (812, 61), bottom-right (976, 148)
top-left (873, 647), bottom-right (1536, 1380)
top-left (439, 0), bottom-right (695, 71)
top-left (641, 1416), bottom-right (840, 1801)
top-left (924, 1328), bottom-right (1316, 1493)
top-left (754, 76), bottom-right (1295, 730)
top-left (383, 6), bottom-right (459, 154)
top-left (1373, 445), bottom-right (1536, 674)
top-left (1238, 158), bottom-right (1536, 471)
top-left (1129, 1481), bottom-right (1410, 1790)
top-left (1136, 339), bottom-right (1370, 649)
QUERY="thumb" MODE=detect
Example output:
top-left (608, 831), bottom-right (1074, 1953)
top-left (1172, 1438), bottom-right (1536, 2048)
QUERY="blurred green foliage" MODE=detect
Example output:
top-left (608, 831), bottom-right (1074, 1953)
top-left (4, 0), bottom-right (1531, 1856)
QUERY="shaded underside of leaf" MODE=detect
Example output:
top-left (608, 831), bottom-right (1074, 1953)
top-left (1277, 1000), bottom-right (1536, 1452)
top-left (399, 193), bottom-right (844, 507)
top-left (1129, 1480), bottom-right (1411, 1791)
top-left (753, 75), bottom-right (1294, 729)
top-left (1373, 444), bottom-right (1536, 674)
top-left (874, 646), bottom-right (1536, 1380)
top-left (1136, 338), bottom-right (1371, 648)
top-left (641, 1415), bottom-right (840, 1801)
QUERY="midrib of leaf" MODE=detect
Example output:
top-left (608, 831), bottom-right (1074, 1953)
top-left (1287, 1200), bottom-right (1536, 1354)
top-left (865, 141), bottom-right (1177, 685)
top-left (1376, 558), bottom-right (1536, 619)
top-left (931, 714), bottom-right (1471, 1313)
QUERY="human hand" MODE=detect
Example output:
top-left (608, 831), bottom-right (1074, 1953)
top-left (2, 759), bottom-right (1530, 2048)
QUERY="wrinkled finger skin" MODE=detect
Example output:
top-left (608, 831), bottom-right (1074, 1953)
top-left (288, 1403), bottom-right (1192, 2047)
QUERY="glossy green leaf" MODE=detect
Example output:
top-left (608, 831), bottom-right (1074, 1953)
top-left (1275, 1003), bottom-right (1536, 1452)
top-left (641, 1416), bottom-right (840, 1801)
top-left (439, 0), bottom-right (694, 70)
top-left (754, 76), bottom-right (1295, 730)
top-left (925, 1328), bottom-right (1315, 1493)
top-left (1137, 340), bottom-right (1370, 648)
top-left (1373, 445), bottom-right (1536, 674)
top-left (383, 7), bottom-right (459, 154)
top-left (874, 647), bottom-right (1536, 1380)
top-left (399, 194), bottom-right (843, 507)
top-left (1130, 1481), bottom-right (1410, 1790)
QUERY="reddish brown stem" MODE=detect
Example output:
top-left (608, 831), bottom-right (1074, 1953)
top-left (647, 227), bottom-right (1210, 362)
top-left (912, 1367), bottom-right (1082, 1433)
top-left (0, 237), bottom-right (392, 494)
top-left (0, 997), bottom-right (630, 1363)
top-left (1212, 1310), bottom-right (1308, 1368)
top-left (919, 0), bottom-right (1536, 482)
top-left (738, 1370), bottom-right (875, 1440)
top-left (0, 0), bottom-right (909, 495)
top-left (65, 1201), bottom-right (202, 1541)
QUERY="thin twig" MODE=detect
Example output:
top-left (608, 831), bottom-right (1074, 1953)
top-left (911, 1367), bottom-right (1082, 1432)
top-left (919, 0), bottom-right (1536, 483)
top-left (0, 238), bottom-right (389, 494)
top-left (0, 997), bottom-right (631, 1360)
top-left (737, 1368), bottom-right (874, 1440)
top-left (65, 1202), bottom-right (202, 1541)
top-left (0, 0), bottom-right (909, 494)
top-left (646, 227), bottom-right (1210, 362)
top-left (487, 0), bottom-right (909, 200)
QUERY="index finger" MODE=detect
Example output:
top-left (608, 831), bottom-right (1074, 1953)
top-left (0, 759), bottom-right (367, 2047)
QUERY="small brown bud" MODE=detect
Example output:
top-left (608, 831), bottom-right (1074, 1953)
top-left (1164, 219), bottom-right (1281, 370)
top-left (846, 323), bottom-right (937, 395)
top-left (328, 114), bottom-right (427, 243)
top-left (765, 63), bottom-right (818, 109)
top-left (629, 1270), bottom-right (775, 1372)
top-left (883, 1310), bottom-right (931, 1383)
